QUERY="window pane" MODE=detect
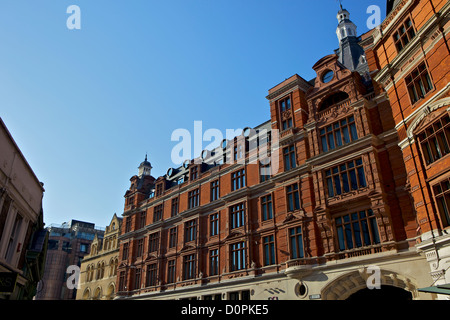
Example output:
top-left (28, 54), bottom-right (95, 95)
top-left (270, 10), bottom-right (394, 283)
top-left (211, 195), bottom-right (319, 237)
top-left (369, 218), bottom-right (380, 244)
top-left (361, 220), bottom-right (371, 246)
top-left (337, 226), bottom-right (345, 251)
top-left (350, 123), bottom-right (358, 141)
top-left (328, 133), bottom-right (335, 150)
top-left (335, 130), bottom-right (343, 147)
top-left (353, 222), bottom-right (362, 247)
top-left (357, 166), bottom-right (367, 187)
top-left (349, 169), bottom-right (358, 190)
top-left (345, 225), bottom-right (354, 249)
top-left (327, 177), bottom-right (334, 197)
top-left (334, 175), bottom-right (342, 195)
top-left (342, 172), bottom-right (350, 193)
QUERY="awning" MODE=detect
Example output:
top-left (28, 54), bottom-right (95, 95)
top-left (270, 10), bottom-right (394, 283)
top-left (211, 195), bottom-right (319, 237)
top-left (418, 283), bottom-right (450, 295)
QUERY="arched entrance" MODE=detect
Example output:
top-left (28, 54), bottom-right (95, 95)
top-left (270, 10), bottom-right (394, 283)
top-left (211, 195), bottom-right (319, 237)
top-left (347, 285), bottom-right (413, 300)
top-left (321, 268), bottom-right (418, 300)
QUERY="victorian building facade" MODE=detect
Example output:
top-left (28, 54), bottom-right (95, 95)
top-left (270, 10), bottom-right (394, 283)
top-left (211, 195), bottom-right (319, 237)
top-left (0, 117), bottom-right (48, 300)
top-left (76, 214), bottom-right (122, 300)
top-left (364, 0), bottom-right (450, 298)
top-left (115, 0), bottom-right (448, 300)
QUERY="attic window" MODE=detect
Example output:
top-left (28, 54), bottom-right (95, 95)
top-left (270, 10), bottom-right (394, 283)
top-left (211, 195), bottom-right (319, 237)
top-left (322, 70), bottom-right (334, 83)
top-left (319, 91), bottom-right (349, 112)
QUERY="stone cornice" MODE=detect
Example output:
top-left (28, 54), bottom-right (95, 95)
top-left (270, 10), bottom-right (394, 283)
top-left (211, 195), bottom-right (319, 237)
top-left (266, 78), bottom-right (312, 102)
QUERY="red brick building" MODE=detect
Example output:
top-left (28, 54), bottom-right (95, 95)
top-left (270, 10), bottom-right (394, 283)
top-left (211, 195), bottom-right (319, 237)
top-left (116, 0), bottom-right (448, 300)
top-left (364, 0), bottom-right (450, 298)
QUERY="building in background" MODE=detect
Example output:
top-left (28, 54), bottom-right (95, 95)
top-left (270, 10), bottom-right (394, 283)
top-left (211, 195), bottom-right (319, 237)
top-left (364, 0), bottom-right (450, 298)
top-left (76, 214), bottom-right (122, 300)
top-left (34, 220), bottom-right (104, 300)
top-left (115, 0), bottom-right (449, 301)
top-left (0, 117), bottom-right (48, 300)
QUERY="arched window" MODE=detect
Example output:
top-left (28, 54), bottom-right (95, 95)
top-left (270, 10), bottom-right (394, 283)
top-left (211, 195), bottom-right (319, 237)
top-left (319, 91), bottom-right (350, 112)
top-left (86, 266), bottom-right (91, 282)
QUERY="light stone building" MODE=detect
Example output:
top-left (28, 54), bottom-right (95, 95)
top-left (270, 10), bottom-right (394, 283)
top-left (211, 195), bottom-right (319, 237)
top-left (77, 214), bottom-right (122, 300)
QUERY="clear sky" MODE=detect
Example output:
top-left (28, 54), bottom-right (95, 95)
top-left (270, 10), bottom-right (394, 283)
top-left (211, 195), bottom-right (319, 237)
top-left (0, 0), bottom-right (387, 228)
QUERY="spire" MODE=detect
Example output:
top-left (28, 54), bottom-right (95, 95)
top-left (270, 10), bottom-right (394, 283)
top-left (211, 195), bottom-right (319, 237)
top-left (335, 6), bottom-right (368, 74)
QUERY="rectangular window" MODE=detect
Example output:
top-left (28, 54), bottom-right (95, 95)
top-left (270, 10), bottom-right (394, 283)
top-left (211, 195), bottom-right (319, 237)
top-left (231, 169), bottom-right (246, 191)
top-left (125, 217), bottom-right (131, 233)
top-left (154, 204), bottom-right (164, 222)
top-left (134, 268), bottom-right (141, 290)
top-left (230, 203), bottom-right (245, 229)
top-left (335, 209), bottom-right (380, 251)
top-left (185, 219), bottom-right (197, 242)
top-left (279, 96), bottom-right (291, 112)
top-left (263, 235), bottom-right (276, 266)
top-left (283, 145), bottom-right (296, 171)
top-left (188, 189), bottom-right (200, 209)
top-left (210, 249), bottom-right (219, 276)
top-left (286, 183), bottom-right (300, 212)
top-left (148, 233), bottom-right (159, 253)
top-left (139, 211), bottom-right (147, 229)
top-left (122, 242), bottom-right (129, 260)
top-left (261, 195), bottom-right (273, 221)
top-left (183, 254), bottom-right (196, 280)
top-left (405, 62), bottom-right (433, 105)
top-left (320, 116), bottom-right (358, 152)
top-left (171, 197), bottom-right (179, 217)
top-left (418, 114), bottom-right (450, 165)
top-left (233, 143), bottom-right (244, 161)
top-left (190, 166), bottom-right (199, 181)
top-left (167, 260), bottom-right (176, 284)
top-left (210, 213), bottom-right (219, 236)
top-left (230, 242), bottom-right (246, 271)
top-left (136, 239), bottom-right (144, 257)
top-left (259, 160), bottom-right (272, 182)
top-left (156, 184), bottom-right (163, 197)
top-left (325, 158), bottom-right (367, 198)
top-left (169, 227), bottom-right (177, 248)
top-left (279, 96), bottom-right (293, 131)
top-left (393, 17), bottom-right (416, 53)
top-left (4, 213), bottom-right (23, 262)
top-left (146, 264), bottom-right (158, 287)
top-left (433, 179), bottom-right (450, 228)
top-left (211, 180), bottom-right (220, 201)
top-left (119, 271), bottom-right (126, 291)
top-left (289, 227), bottom-right (304, 259)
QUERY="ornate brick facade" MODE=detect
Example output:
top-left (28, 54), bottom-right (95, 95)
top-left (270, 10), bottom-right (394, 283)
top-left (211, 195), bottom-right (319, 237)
top-left (115, 0), bottom-right (449, 300)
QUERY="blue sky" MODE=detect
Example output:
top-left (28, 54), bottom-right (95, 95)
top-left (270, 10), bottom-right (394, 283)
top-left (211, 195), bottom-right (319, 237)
top-left (0, 0), bottom-right (386, 228)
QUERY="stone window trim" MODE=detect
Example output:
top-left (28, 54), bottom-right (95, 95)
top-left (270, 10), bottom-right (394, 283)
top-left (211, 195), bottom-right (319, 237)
top-left (415, 111), bottom-right (450, 168)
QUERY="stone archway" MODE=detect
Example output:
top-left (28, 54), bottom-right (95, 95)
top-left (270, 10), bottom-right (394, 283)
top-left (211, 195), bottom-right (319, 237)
top-left (82, 288), bottom-right (91, 300)
top-left (346, 285), bottom-right (413, 300)
top-left (93, 286), bottom-right (102, 300)
top-left (321, 267), bottom-right (418, 300)
top-left (106, 282), bottom-right (116, 300)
